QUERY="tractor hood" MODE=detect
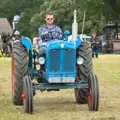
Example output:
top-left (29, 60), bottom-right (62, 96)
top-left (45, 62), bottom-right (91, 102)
top-left (38, 40), bottom-right (76, 53)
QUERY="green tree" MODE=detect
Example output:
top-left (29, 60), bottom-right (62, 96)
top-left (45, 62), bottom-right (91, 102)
top-left (0, 0), bottom-right (119, 37)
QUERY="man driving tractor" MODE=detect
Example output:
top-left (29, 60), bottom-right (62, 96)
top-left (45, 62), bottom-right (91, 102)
top-left (33, 12), bottom-right (64, 50)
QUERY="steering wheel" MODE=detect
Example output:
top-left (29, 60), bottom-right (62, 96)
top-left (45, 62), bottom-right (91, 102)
top-left (41, 31), bottom-right (64, 41)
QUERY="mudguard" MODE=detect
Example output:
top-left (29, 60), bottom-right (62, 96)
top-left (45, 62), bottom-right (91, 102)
top-left (21, 37), bottom-right (32, 51)
top-left (76, 36), bottom-right (82, 49)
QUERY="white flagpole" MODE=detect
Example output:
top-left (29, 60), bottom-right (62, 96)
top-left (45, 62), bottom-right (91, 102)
top-left (82, 10), bottom-right (86, 35)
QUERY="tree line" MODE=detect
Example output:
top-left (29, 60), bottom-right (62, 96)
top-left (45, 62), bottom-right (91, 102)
top-left (0, 0), bottom-right (120, 38)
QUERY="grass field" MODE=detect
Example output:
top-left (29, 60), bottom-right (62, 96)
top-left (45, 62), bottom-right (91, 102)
top-left (0, 55), bottom-right (120, 120)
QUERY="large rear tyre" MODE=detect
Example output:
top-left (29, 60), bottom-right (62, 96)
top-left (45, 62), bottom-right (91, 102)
top-left (12, 40), bottom-right (28, 105)
top-left (75, 88), bottom-right (88, 104)
top-left (75, 42), bottom-right (93, 104)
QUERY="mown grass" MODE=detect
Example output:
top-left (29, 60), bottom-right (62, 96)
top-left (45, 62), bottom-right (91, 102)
top-left (0, 55), bottom-right (120, 120)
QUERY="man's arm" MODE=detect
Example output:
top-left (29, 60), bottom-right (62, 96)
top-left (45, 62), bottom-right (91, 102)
top-left (39, 25), bottom-right (47, 36)
top-left (55, 26), bottom-right (64, 40)
top-left (38, 27), bottom-right (42, 36)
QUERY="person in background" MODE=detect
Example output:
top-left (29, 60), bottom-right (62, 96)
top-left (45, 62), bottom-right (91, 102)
top-left (12, 12), bottom-right (24, 31)
top-left (13, 14), bottom-right (20, 31)
top-left (90, 33), bottom-right (99, 58)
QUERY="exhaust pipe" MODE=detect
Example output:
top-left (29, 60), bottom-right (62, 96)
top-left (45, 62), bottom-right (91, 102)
top-left (72, 10), bottom-right (78, 42)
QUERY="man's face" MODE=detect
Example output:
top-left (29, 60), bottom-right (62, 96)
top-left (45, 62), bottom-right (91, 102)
top-left (45, 15), bottom-right (54, 25)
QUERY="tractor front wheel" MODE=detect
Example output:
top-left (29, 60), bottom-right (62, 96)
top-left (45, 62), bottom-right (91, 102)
top-left (22, 76), bottom-right (33, 114)
top-left (88, 74), bottom-right (99, 111)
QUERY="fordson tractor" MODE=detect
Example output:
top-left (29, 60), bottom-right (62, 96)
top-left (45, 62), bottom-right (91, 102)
top-left (11, 10), bottom-right (99, 114)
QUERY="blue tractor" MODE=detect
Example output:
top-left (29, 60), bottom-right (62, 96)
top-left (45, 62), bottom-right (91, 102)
top-left (11, 10), bottom-right (99, 114)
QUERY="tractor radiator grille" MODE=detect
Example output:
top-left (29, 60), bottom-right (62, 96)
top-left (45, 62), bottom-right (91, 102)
top-left (49, 50), bottom-right (60, 72)
top-left (63, 49), bottom-right (74, 72)
top-left (49, 49), bottom-right (74, 73)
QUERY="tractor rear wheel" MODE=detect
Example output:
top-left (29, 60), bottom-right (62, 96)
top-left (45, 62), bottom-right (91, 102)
top-left (75, 42), bottom-right (93, 104)
top-left (12, 40), bottom-right (28, 105)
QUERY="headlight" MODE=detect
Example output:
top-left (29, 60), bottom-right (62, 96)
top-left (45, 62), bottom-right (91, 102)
top-left (77, 57), bottom-right (84, 65)
top-left (38, 57), bottom-right (45, 65)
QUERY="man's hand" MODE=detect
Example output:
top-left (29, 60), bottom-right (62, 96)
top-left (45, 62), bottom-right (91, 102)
top-left (33, 36), bottom-right (42, 52)
top-left (36, 36), bottom-right (41, 41)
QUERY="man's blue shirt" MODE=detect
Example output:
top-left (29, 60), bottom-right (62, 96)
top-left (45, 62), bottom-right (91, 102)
top-left (38, 24), bottom-right (64, 41)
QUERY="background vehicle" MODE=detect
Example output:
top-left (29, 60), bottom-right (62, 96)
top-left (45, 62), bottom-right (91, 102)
top-left (98, 21), bottom-right (120, 53)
